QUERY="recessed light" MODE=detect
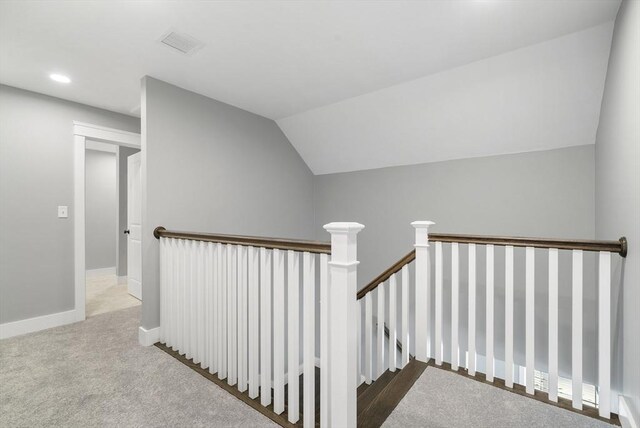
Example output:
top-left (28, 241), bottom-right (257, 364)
top-left (49, 73), bottom-right (71, 84)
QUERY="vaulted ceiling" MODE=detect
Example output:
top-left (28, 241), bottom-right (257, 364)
top-left (0, 0), bottom-right (621, 173)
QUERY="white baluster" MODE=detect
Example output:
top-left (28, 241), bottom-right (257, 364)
top-left (168, 239), bottom-right (176, 351)
top-left (227, 246), bottom-right (237, 385)
top-left (320, 253), bottom-right (329, 428)
top-left (248, 246), bottom-right (259, 399)
top-left (188, 241), bottom-right (196, 361)
top-left (401, 265), bottom-right (409, 368)
top-left (356, 295), bottom-right (361, 387)
top-left (165, 238), bottom-right (173, 348)
top-left (238, 245), bottom-right (248, 391)
top-left (160, 237), bottom-right (166, 342)
top-left (260, 247), bottom-right (272, 406)
top-left (323, 222), bottom-right (364, 428)
top-left (365, 292), bottom-right (373, 384)
top-left (505, 245), bottom-right (514, 388)
top-left (468, 244), bottom-right (476, 376)
top-left (598, 251), bottom-right (611, 419)
top-left (435, 241), bottom-right (443, 366)
top-left (486, 244), bottom-right (494, 381)
top-left (548, 248), bottom-right (559, 402)
top-left (203, 242), bottom-right (209, 370)
top-left (198, 241), bottom-right (206, 366)
top-left (273, 249), bottom-right (285, 414)
top-left (412, 221), bottom-right (435, 362)
top-left (572, 250), bottom-right (583, 409)
top-left (376, 284), bottom-right (386, 377)
top-left (389, 274), bottom-right (397, 372)
top-left (303, 252), bottom-right (315, 428)
top-left (181, 240), bottom-right (188, 355)
top-left (183, 241), bottom-right (190, 358)
top-left (220, 244), bottom-right (227, 379)
top-left (214, 243), bottom-right (221, 374)
top-left (525, 246), bottom-right (535, 395)
top-left (207, 242), bottom-right (218, 374)
top-left (192, 241), bottom-right (199, 362)
top-left (287, 250), bottom-right (300, 423)
top-left (451, 243), bottom-right (459, 371)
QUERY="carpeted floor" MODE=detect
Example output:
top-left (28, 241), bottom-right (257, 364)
top-left (0, 306), bottom-right (276, 428)
top-left (382, 366), bottom-right (614, 428)
top-left (85, 274), bottom-right (140, 318)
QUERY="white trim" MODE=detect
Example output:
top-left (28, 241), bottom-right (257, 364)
top-left (74, 134), bottom-right (86, 322)
top-left (0, 309), bottom-right (80, 340)
top-left (73, 122), bottom-right (141, 331)
top-left (620, 396), bottom-right (640, 428)
top-left (138, 326), bottom-right (160, 346)
top-left (85, 140), bottom-right (118, 153)
top-left (114, 145), bottom-right (121, 277)
top-left (86, 267), bottom-right (116, 277)
top-left (73, 121), bottom-right (141, 148)
top-left (118, 276), bottom-right (128, 285)
top-left (129, 280), bottom-right (142, 300)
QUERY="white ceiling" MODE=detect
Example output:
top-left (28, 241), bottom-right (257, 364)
top-left (279, 22), bottom-right (615, 174)
top-left (0, 0), bottom-right (620, 173)
top-left (0, 0), bottom-right (619, 120)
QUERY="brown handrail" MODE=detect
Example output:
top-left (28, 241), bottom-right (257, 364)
top-left (357, 233), bottom-right (627, 300)
top-left (153, 226), bottom-right (331, 254)
top-left (429, 233), bottom-right (627, 257)
top-left (357, 250), bottom-right (415, 300)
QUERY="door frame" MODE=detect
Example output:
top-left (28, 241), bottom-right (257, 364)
top-left (73, 121), bottom-right (141, 321)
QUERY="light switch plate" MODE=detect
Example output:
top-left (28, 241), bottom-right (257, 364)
top-left (58, 206), bottom-right (68, 218)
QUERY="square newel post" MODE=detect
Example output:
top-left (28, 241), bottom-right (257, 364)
top-left (323, 222), bottom-right (365, 428)
top-left (412, 221), bottom-right (435, 362)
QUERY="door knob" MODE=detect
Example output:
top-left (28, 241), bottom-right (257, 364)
top-left (124, 229), bottom-right (130, 235)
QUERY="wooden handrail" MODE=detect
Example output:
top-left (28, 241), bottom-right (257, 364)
top-left (153, 226), bottom-right (331, 254)
top-left (357, 250), bottom-right (415, 300)
top-left (429, 233), bottom-right (627, 257)
top-left (357, 233), bottom-right (627, 300)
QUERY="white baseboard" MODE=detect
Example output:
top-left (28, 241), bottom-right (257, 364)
top-left (620, 395), bottom-right (639, 428)
top-left (138, 326), bottom-right (160, 346)
top-left (0, 309), bottom-right (81, 340)
top-left (86, 267), bottom-right (116, 277)
top-left (117, 276), bottom-right (127, 285)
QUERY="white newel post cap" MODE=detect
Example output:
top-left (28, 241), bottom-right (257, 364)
top-left (411, 220), bottom-right (435, 248)
top-left (323, 222), bottom-right (365, 264)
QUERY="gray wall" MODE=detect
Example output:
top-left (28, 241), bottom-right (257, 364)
top-left (314, 145), bottom-right (595, 285)
top-left (595, 0), bottom-right (640, 413)
top-left (85, 149), bottom-right (117, 270)
top-left (315, 145), bottom-right (599, 381)
top-left (141, 77), bottom-right (314, 329)
top-left (117, 146), bottom-right (140, 277)
top-left (0, 84), bottom-right (140, 324)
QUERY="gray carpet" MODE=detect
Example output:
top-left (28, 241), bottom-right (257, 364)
top-left (382, 366), bottom-right (613, 428)
top-left (0, 306), bottom-right (276, 428)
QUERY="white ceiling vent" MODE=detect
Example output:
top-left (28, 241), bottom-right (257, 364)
top-left (159, 30), bottom-right (204, 55)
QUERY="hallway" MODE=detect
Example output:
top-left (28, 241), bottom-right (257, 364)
top-left (86, 274), bottom-right (140, 318)
top-left (0, 307), bottom-right (275, 427)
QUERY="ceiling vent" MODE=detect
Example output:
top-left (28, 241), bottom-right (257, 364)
top-left (159, 30), bottom-right (204, 55)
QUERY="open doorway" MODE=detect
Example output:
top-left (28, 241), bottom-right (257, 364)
top-left (73, 122), bottom-right (142, 322)
top-left (84, 141), bottom-right (140, 317)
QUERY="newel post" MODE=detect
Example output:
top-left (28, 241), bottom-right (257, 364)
top-left (323, 222), bottom-right (365, 428)
top-left (412, 221), bottom-right (435, 362)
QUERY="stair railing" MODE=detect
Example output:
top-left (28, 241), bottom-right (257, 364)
top-left (154, 222), bottom-right (364, 428)
top-left (358, 221), bottom-right (627, 421)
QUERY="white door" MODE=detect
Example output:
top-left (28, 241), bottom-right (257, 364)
top-left (127, 152), bottom-right (142, 300)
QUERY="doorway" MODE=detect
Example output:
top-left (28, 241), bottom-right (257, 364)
top-left (84, 141), bottom-right (140, 317)
top-left (73, 122), bottom-right (142, 322)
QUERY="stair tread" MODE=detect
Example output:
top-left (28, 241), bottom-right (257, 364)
top-left (356, 368), bottom-right (400, 416)
top-left (357, 359), bottom-right (428, 428)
